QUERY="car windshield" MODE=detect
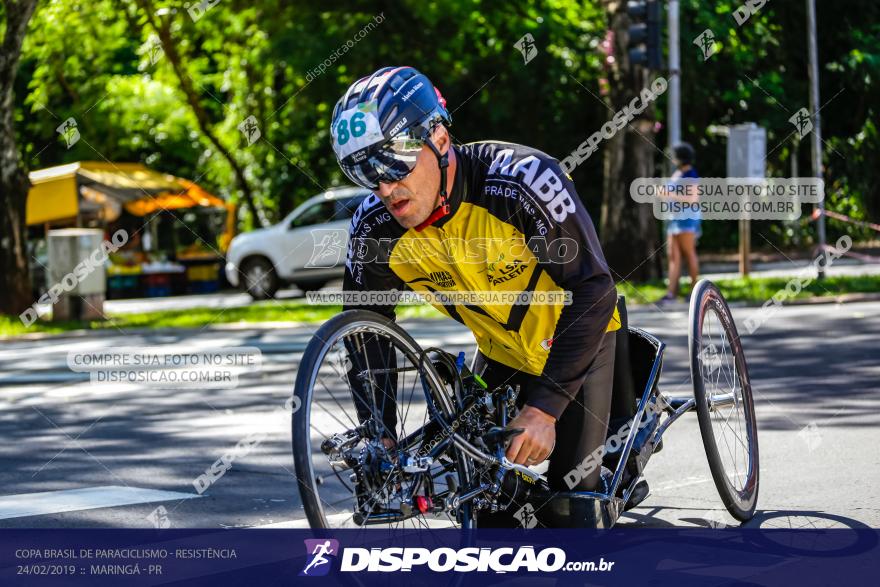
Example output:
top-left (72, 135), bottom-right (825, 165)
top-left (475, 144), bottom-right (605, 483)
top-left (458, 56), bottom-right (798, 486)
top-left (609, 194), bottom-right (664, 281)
top-left (289, 201), bottom-right (335, 228)
top-left (288, 193), bottom-right (367, 229)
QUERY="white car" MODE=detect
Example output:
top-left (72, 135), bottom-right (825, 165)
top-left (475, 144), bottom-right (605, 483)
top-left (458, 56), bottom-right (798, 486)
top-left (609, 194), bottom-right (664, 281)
top-left (225, 187), bottom-right (368, 299)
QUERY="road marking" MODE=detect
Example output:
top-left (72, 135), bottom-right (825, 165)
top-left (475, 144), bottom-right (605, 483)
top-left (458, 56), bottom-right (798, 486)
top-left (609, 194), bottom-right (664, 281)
top-left (0, 486), bottom-right (199, 520)
top-left (250, 514), bottom-right (457, 529)
top-left (651, 476), bottom-right (711, 492)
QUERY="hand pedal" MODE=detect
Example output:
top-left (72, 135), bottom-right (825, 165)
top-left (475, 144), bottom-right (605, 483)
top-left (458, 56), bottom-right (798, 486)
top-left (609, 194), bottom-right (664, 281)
top-left (482, 426), bottom-right (524, 448)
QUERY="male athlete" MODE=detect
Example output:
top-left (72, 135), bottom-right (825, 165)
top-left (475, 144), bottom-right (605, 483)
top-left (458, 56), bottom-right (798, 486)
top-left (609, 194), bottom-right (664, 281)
top-left (331, 66), bottom-right (623, 524)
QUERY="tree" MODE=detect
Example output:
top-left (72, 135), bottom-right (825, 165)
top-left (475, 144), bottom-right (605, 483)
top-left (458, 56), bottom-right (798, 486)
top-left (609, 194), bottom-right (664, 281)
top-left (10, 0), bottom-right (880, 260)
top-left (599, 0), bottom-right (662, 282)
top-left (129, 0), bottom-right (267, 227)
top-left (0, 0), bottom-right (38, 316)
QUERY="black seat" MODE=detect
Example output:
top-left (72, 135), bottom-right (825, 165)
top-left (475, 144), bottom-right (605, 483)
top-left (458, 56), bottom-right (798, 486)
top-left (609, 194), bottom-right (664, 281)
top-left (605, 298), bottom-right (664, 476)
top-left (609, 296), bottom-right (664, 434)
top-left (609, 296), bottom-right (637, 433)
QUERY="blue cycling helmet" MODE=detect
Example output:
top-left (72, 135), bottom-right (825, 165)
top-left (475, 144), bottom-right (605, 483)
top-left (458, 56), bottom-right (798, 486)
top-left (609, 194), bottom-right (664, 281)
top-left (330, 66), bottom-right (451, 191)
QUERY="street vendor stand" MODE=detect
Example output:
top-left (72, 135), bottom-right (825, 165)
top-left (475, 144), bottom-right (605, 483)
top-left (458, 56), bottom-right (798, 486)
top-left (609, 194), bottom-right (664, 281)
top-left (26, 162), bottom-right (236, 299)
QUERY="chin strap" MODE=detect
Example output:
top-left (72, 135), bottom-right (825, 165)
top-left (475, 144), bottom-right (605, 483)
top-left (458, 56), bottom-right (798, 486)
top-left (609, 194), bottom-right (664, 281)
top-left (414, 140), bottom-right (450, 232)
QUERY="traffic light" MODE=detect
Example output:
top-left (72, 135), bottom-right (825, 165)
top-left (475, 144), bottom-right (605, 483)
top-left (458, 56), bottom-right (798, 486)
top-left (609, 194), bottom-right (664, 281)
top-left (627, 0), bottom-right (662, 70)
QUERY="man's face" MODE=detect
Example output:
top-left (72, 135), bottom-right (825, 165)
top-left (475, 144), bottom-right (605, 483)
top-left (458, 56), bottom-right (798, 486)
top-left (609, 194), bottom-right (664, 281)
top-left (375, 127), bottom-right (449, 229)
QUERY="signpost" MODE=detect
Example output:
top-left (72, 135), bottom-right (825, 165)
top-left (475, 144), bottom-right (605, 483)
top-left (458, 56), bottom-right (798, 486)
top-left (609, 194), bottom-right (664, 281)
top-left (727, 123), bottom-right (767, 276)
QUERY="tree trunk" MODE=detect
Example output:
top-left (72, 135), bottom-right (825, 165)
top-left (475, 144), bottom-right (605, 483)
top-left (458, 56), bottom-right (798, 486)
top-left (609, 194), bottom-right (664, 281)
top-left (0, 0), bottom-right (39, 316)
top-left (600, 0), bottom-right (662, 282)
top-left (133, 0), bottom-right (267, 227)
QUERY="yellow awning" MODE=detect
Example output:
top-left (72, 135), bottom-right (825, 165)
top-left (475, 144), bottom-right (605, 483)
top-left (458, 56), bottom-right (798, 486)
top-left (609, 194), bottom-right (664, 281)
top-left (124, 188), bottom-right (226, 215)
top-left (27, 173), bottom-right (79, 225)
top-left (26, 162), bottom-right (225, 225)
top-left (75, 161), bottom-right (183, 193)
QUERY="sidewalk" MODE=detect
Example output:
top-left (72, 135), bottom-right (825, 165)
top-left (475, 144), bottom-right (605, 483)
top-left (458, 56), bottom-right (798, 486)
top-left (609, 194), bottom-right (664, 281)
top-left (700, 257), bottom-right (880, 281)
top-left (32, 259), bottom-right (880, 318)
top-left (37, 283), bottom-right (334, 317)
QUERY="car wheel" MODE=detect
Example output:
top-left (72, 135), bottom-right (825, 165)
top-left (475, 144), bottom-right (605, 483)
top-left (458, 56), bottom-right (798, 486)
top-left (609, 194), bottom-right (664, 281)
top-left (242, 258), bottom-right (279, 300)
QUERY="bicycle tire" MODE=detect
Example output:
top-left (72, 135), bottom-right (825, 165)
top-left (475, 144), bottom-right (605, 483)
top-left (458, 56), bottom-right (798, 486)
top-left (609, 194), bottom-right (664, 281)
top-left (688, 280), bottom-right (760, 522)
top-left (292, 309), bottom-right (476, 529)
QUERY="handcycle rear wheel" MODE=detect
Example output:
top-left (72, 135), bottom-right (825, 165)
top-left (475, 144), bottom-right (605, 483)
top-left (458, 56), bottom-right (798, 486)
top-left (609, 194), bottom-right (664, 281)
top-left (688, 280), bottom-right (759, 522)
top-left (292, 309), bottom-right (476, 529)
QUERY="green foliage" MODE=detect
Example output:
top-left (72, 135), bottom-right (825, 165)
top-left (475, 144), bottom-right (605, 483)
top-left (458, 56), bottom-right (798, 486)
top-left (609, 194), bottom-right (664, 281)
top-left (0, 301), bottom-right (443, 337)
top-left (14, 0), bottom-right (880, 245)
top-left (671, 0), bottom-right (880, 251)
top-left (617, 272), bottom-right (880, 306)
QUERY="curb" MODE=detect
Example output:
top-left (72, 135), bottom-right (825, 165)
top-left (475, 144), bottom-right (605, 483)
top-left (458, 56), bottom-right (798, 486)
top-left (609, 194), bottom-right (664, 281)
top-left (627, 291), bottom-right (880, 311)
top-left (1, 320), bottom-right (312, 343)
top-left (774, 291), bottom-right (880, 306)
top-left (5, 292), bottom-right (880, 342)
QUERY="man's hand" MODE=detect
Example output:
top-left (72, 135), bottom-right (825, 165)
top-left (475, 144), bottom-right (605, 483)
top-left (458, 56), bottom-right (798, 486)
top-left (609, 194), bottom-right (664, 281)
top-left (505, 405), bottom-right (556, 465)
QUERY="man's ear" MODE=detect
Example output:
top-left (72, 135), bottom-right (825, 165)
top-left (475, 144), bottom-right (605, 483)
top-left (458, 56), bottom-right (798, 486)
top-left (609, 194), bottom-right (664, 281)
top-left (432, 125), bottom-right (451, 155)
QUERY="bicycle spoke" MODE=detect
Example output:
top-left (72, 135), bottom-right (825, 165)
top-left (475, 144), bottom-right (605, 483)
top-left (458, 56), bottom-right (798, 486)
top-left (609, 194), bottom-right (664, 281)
top-left (298, 318), bottom-right (470, 530)
top-left (693, 288), bottom-right (757, 511)
top-left (315, 373), bottom-right (360, 430)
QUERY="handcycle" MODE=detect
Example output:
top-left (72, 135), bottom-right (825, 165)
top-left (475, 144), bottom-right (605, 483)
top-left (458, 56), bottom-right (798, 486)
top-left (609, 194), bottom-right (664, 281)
top-left (292, 279), bottom-right (759, 529)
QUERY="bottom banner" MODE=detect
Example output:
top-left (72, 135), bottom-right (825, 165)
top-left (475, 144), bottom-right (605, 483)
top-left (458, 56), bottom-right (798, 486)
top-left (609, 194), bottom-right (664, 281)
top-left (1, 528), bottom-right (877, 586)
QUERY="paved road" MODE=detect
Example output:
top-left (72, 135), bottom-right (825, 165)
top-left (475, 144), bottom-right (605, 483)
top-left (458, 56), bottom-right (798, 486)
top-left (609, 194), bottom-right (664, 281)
top-left (0, 301), bottom-right (877, 530)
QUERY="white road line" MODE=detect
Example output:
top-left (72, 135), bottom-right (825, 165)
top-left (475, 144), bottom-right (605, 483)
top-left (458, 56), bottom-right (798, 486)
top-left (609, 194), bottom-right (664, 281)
top-left (0, 486), bottom-right (200, 520)
top-left (250, 514), bottom-right (457, 529)
top-left (651, 476), bottom-right (712, 492)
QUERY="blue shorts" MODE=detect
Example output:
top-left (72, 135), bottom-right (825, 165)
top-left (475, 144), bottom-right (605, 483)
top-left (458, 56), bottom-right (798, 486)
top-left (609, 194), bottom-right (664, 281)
top-left (666, 218), bottom-right (702, 236)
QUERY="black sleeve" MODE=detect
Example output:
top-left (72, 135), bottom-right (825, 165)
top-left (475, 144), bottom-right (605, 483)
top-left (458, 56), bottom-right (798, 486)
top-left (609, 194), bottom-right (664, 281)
top-left (342, 197), bottom-right (405, 319)
top-left (341, 197), bottom-right (406, 437)
top-left (510, 155), bottom-right (618, 420)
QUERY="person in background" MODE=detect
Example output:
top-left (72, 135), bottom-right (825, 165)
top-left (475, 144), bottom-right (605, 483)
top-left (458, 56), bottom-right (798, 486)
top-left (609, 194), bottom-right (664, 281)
top-left (658, 142), bottom-right (701, 303)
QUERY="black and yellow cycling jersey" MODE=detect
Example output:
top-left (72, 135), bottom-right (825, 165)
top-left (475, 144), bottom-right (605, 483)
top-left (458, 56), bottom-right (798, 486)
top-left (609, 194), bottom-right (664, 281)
top-left (343, 140), bottom-right (619, 419)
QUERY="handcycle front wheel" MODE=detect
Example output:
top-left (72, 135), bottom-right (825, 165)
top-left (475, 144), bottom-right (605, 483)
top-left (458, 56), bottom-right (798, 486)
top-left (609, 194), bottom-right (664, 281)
top-left (688, 279), bottom-right (759, 522)
top-left (292, 309), bottom-right (475, 529)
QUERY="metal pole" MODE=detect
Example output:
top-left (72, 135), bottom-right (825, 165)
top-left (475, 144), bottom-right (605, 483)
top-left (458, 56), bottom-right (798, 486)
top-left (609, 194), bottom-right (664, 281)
top-left (667, 0), bottom-right (681, 173)
top-left (806, 0), bottom-right (827, 279)
top-left (789, 136), bottom-right (801, 247)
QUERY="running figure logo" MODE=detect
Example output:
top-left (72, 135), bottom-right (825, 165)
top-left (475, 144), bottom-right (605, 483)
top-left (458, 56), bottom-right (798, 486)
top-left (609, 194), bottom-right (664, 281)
top-left (300, 539), bottom-right (339, 576)
top-left (694, 29), bottom-right (718, 61)
top-left (307, 230), bottom-right (346, 268)
top-left (56, 117), bottom-right (80, 149)
top-left (515, 33), bottom-right (538, 65)
top-left (513, 503), bottom-right (538, 529)
top-left (238, 115), bottom-right (261, 146)
top-left (789, 108), bottom-right (813, 138)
